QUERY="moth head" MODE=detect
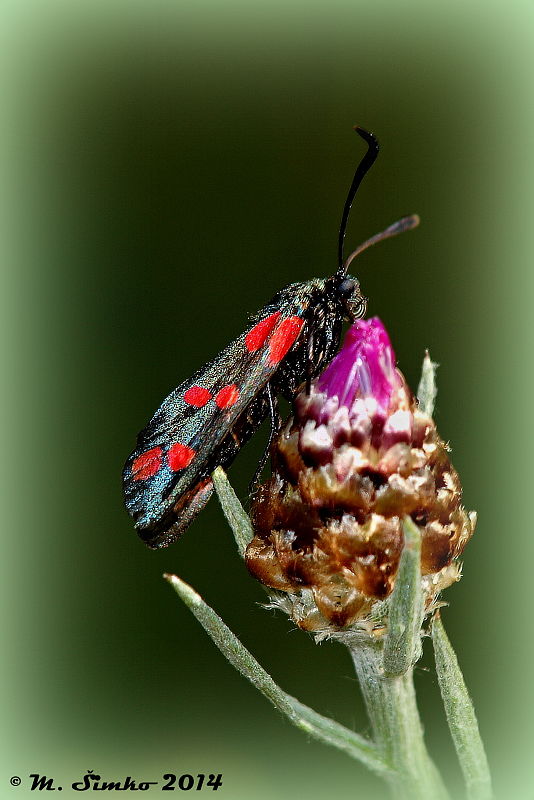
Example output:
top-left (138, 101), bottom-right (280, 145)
top-left (334, 274), bottom-right (367, 321)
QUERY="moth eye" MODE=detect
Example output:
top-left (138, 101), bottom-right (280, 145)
top-left (338, 278), bottom-right (356, 298)
top-left (351, 296), bottom-right (368, 319)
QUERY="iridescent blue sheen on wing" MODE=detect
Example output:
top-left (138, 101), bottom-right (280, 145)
top-left (123, 280), bottom-right (333, 548)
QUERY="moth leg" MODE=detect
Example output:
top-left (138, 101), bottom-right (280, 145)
top-left (305, 325), bottom-right (315, 395)
top-left (248, 383), bottom-right (280, 493)
top-left (343, 298), bottom-right (356, 323)
top-left (267, 381), bottom-right (282, 435)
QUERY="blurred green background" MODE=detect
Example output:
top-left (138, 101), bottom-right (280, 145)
top-left (2, 1), bottom-right (532, 798)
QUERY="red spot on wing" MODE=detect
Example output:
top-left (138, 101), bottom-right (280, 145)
top-left (215, 384), bottom-right (240, 409)
top-left (184, 385), bottom-right (212, 407)
top-left (268, 316), bottom-right (304, 365)
top-left (132, 447), bottom-right (163, 481)
top-left (167, 443), bottom-right (196, 471)
top-left (245, 312), bottom-right (281, 352)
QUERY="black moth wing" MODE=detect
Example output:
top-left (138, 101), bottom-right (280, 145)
top-left (123, 282), bottom-right (322, 548)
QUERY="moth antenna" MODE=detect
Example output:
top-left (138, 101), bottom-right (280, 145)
top-left (336, 126), bottom-right (379, 275)
top-left (342, 214), bottom-right (420, 273)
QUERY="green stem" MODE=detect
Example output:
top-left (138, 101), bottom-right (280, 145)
top-left (349, 640), bottom-right (449, 800)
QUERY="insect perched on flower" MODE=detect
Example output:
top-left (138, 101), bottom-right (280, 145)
top-left (246, 318), bottom-right (476, 631)
top-left (123, 128), bottom-right (419, 549)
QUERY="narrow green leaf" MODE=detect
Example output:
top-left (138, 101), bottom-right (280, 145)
top-left (383, 517), bottom-right (423, 675)
top-left (164, 572), bottom-right (390, 778)
top-left (212, 466), bottom-right (253, 558)
top-left (417, 351), bottom-right (438, 416)
top-left (432, 614), bottom-right (492, 800)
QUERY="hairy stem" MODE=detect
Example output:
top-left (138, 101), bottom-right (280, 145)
top-left (349, 640), bottom-right (449, 800)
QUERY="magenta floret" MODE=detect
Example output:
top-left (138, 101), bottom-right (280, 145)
top-left (317, 317), bottom-right (401, 413)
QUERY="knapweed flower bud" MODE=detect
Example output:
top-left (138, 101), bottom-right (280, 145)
top-left (246, 318), bottom-right (475, 632)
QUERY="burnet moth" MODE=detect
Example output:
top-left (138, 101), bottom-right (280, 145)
top-left (123, 128), bottom-right (419, 549)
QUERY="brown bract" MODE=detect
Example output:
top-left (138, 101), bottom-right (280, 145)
top-left (246, 380), bottom-right (475, 631)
